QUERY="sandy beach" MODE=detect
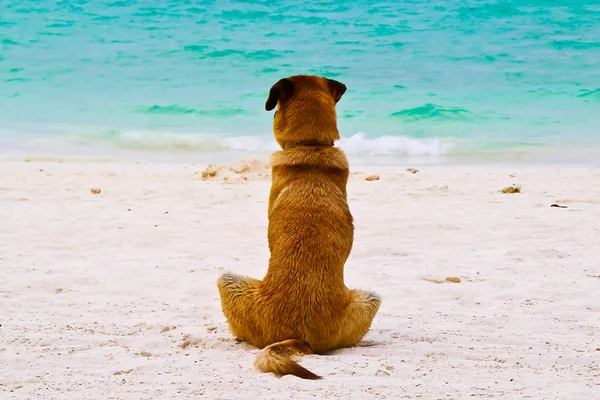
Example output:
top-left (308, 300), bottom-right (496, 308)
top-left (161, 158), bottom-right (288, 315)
top-left (1, 157), bottom-right (598, 399)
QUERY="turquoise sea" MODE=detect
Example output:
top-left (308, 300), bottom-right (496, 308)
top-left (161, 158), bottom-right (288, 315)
top-left (1, 0), bottom-right (599, 163)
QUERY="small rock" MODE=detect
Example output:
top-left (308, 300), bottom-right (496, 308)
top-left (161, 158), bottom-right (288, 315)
top-left (445, 277), bottom-right (461, 283)
top-left (550, 204), bottom-right (567, 208)
top-left (90, 188), bottom-right (101, 194)
top-left (365, 175), bottom-right (380, 181)
top-left (376, 369), bottom-right (390, 377)
top-left (499, 185), bottom-right (521, 193)
top-left (406, 168), bottom-right (419, 174)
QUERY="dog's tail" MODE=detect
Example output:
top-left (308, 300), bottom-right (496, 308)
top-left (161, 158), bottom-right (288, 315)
top-left (254, 339), bottom-right (321, 380)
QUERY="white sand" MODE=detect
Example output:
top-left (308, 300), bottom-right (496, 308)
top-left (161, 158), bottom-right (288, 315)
top-left (1, 158), bottom-right (598, 399)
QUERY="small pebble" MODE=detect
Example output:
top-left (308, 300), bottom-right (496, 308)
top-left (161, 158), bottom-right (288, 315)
top-left (499, 185), bottom-right (521, 193)
top-left (445, 277), bottom-right (461, 283)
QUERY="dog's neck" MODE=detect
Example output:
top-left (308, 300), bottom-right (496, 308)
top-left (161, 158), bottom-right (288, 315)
top-left (283, 140), bottom-right (335, 150)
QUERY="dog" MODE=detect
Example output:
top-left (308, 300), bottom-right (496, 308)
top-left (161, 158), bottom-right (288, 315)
top-left (217, 75), bottom-right (381, 379)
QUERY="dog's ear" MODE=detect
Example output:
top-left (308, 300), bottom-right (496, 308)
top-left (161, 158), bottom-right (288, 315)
top-left (265, 78), bottom-right (294, 111)
top-left (326, 78), bottom-right (347, 103)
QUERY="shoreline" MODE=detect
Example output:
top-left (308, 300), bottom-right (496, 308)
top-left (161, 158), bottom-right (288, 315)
top-left (1, 144), bottom-right (599, 168)
top-left (2, 132), bottom-right (600, 167)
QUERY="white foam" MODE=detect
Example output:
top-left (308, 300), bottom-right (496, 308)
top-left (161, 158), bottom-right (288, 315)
top-left (1, 129), bottom-right (452, 163)
top-left (337, 133), bottom-right (449, 156)
top-left (102, 130), bottom-right (449, 157)
top-left (108, 130), bottom-right (278, 153)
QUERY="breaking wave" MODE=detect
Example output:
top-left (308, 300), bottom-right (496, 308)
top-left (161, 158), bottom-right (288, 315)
top-left (83, 129), bottom-right (450, 157)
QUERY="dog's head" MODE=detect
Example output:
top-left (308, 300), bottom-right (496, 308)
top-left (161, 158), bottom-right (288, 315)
top-left (265, 75), bottom-right (347, 149)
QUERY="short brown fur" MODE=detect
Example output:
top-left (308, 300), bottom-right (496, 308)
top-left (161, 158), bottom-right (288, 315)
top-left (217, 75), bottom-right (381, 379)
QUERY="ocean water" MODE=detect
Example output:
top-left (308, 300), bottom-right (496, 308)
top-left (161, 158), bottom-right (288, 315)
top-left (1, 0), bottom-right (599, 163)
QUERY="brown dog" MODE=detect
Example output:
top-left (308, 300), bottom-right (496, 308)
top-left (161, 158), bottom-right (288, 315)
top-left (217, 75), bottom-right (381, 379)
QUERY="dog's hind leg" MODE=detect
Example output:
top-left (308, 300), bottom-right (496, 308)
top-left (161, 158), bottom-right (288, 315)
top-left (334, 289), bottom-right (382, 349)
top-left (217, 273), bottom-right (263, 344)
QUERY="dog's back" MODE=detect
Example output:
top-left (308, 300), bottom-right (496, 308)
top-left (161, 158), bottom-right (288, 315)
top-left (263, 144), bottom-right (354, 351)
